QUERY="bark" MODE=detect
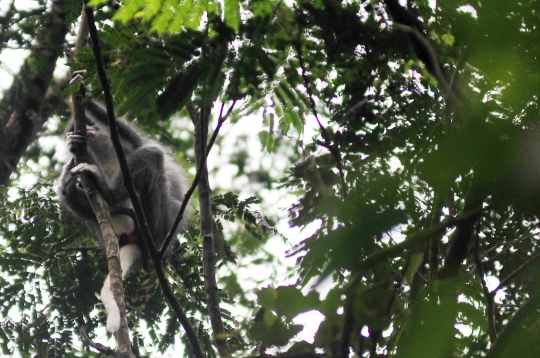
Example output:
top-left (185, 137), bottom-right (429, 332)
top-left (442, 187), bottom-right (484, 277)
top-left (0, 2), bottom-right (68, 185)
top-left (194, 106), bottom-right (230, 357)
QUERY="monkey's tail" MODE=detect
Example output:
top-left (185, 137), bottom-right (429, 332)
top-left (100, 244), bottom-right (142, 333)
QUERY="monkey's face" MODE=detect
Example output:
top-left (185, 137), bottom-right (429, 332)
top-left (86, 119), bottom-right (111, 146)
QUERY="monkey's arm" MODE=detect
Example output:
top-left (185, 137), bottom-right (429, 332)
top-left (69, 163), bottom-right (116, 204)
top-left (58, 158), bottom-right (96, 219)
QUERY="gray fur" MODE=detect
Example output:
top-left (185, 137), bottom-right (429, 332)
top-left (58, 101), bottom-right (190, 266)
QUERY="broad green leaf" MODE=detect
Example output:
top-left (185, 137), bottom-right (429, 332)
top-left (169, 0), bottom-right (195, 33)
top-left (224, 0), bottom-right (240, 32)
top-left (256, 286), bottom-right (277, 309)
top-left (274, 286), bottom-right (320, 320)
top-left (113, 0), bottom-right (146, 23)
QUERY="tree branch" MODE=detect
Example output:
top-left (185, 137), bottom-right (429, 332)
top-left (71, 8), bottom-right (133, 355)
top-left (83, 5), bottom-right (204, 357)
top-left (485, 290), bottom-right (540, 358)
top-left (80, 325), bottom-right (131, 358)
top-left (190, 101), bottom-right (230, 357)
top-left (442, 187), bottom-right (484, 277)
top-left (474, 225), bottom-right (496, 342)
top-left (357, 205), bottom-right (485, 273)
top-left (160, 100), bottom-right (236, 257)
top-left (0, 3), bottom-right (68, 185)
top-left (292, 40), bottom-right (348, 198)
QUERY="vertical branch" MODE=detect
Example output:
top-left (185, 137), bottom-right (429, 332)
top-left (485, 290), bottom-right (540, 358)
top-left (83, 5), bottom-right (205, 357)
top-left (474, 226), bottom-right (496, 342)
top-left (336, 273), bottom-right (362, 358)
top-left (442, 186), bottom-right (484, 276)
top-left (73, 93), bottom-right (133, 356)
top-left (428, 193), bottom-right (445, 278)
top-left (160, 101), bottom-right (235, 256)
top-left (193, 104), bottom-right (230, 357)
top-left (69, 7), bottom-right (133, 355)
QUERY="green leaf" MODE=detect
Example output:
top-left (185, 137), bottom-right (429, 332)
top-left (87, 0), bottom-right (108, 7)
top-left (185, 0), bottom-right (205, 29)
top-left (274, 286), bottom-right (320, 321)
top-left (395, 279), bottom-right (460, 358)
top-left (258, 130), bottom-right (275, 153)
top-left (442, 33), bottom-right (455, 46)
top-left (113, 0), bottom-right (146, 23)
top-left (150, 0), bottom-right (177, 34)
top-left (142, 0), bottom-right (163, 20)
top-left (224, 0), bottom-right (240, 32)
top-left (256, 286), bottom-right (277, 309)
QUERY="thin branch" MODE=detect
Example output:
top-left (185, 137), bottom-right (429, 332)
top-left (474, 225), bottom-right (496, 342)
top-left (392, 23), bottom-right (455, 103)
top-left (485, 290), bottom-right (540, 358)
top-left (4, 44), bottom-right (73, 50)
top-left (160, 100), bottom-right (236, 256)
top-left (357, 205), bottom-right (485, 273)
top-left (83, 6), bottom-right (205, 357)
top-left (492, 250), bottom-right (540, 295)
top-left (193, 101), bottom-right (231, 356)
top-left (292, 40), bottom-right (348, 197)
top-left (80, 325), bottom-right (131, 358)
top-left (72, 72), bottom-right (133, 355)
top-left (335, 273), bottom-right (361, 358)
top-left (59, 246), bottom-right (103, 253)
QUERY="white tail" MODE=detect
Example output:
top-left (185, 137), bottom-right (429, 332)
top-left (100, 244), bottom-right (142, 333)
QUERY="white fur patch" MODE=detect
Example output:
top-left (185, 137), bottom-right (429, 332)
top-left (100, 244), bottom-right (142, 333)
top-left (101, 276), bottom-right (121, 333)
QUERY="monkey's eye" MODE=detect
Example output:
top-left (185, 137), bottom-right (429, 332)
top-left (87, 120), bottom-right (95, 126)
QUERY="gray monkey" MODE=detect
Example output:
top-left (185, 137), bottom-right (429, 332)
top-left (58, 101), bottom-right (190, 333)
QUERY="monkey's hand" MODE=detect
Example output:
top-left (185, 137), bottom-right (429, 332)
top-left (65, 132), bottom-right (87, 154)
top-left (59, 158), bottom-right (81, 195)
top-left (69, 163), bottom-right (100, 178)
top-left (69, 163), bottom-right (116, 206)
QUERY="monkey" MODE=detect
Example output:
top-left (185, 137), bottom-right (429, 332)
top-left (57, 100), bottom-right (190, 333)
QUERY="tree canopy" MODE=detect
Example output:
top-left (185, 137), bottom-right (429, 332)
top-left (1, 0), bottom-right (540, 357)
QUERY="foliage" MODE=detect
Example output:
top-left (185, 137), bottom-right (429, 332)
top-left (2, 0), bottom-right (540, 357)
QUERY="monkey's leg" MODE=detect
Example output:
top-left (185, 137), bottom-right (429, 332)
top-left (100, 244), bottom-right (142, 333)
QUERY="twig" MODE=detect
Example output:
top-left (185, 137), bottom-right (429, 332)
top-left (492, 250), bottom-right (540, 295)
top-left (292, 40), bottom-right (348, 198)
top-left (80, 325), bottom-right (131, 358)
top-left (357, 206), bottom-right (485, 273)
top-left (474, 225), bottom-right (496, 342)
top-left (59, 246), bottom-right (103, 253)
top-left (392, 23), bottom-right (455, 103)
top-left (335, 273), bottom-right (361, 358)
top-left (485, 290), bottom-right (540, 358)
top-left (80, 4), bottom-right (134, 357)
